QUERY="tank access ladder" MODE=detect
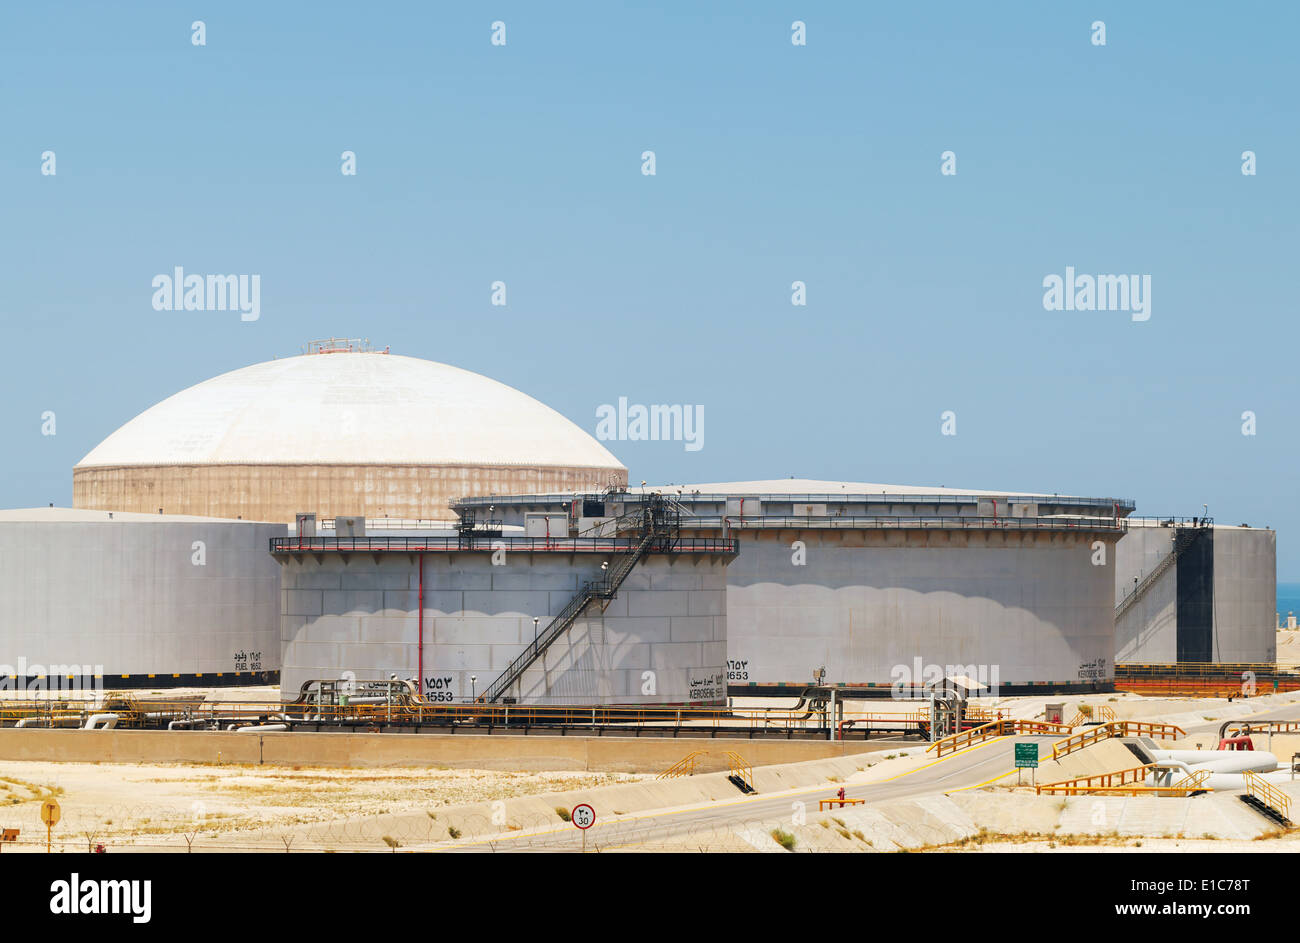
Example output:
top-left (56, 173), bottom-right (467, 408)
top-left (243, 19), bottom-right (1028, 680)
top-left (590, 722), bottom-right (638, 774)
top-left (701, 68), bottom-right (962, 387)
top-left (478, 494), bottom-right (678, 703)
top-left (1115, 524), bottom-right (1208, 621)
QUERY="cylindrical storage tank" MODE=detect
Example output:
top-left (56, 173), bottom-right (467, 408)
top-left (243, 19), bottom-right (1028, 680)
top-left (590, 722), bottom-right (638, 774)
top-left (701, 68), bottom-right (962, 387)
top-left (73, 350), bottom-right (627, 523)
top-left (720, 526), bottom-right (1119, 693)
top-left (276, 546), bottom-right (731, 706)
top-left (0, 509), bottom-right (282, 686)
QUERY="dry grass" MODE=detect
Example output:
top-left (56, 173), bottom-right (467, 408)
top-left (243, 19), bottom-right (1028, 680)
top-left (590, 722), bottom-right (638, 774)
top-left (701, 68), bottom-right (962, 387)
top-left (910, 828), bottom-right (1170, 852)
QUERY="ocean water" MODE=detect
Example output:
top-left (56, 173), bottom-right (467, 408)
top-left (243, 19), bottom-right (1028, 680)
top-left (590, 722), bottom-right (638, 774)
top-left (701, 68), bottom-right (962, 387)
top-left (1278, 582), bottom-right (1300, 621)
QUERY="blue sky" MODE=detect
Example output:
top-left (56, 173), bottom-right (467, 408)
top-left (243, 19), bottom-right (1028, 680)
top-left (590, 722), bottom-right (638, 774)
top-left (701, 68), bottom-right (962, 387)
top-left (1, 2), bottom-right (1297, 573)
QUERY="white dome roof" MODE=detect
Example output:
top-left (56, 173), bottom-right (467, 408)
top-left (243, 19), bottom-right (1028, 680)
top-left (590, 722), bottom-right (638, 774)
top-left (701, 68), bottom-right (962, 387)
top-left (76, 353), bottom-right (625, 470)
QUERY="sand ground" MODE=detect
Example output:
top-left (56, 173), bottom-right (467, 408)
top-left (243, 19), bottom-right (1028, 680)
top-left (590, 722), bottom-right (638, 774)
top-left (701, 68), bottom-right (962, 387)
top-left (2, 687), bottom-right (1298, 852)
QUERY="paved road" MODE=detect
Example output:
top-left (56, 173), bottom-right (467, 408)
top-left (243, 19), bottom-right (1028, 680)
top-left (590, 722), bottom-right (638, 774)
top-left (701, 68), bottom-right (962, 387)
top-left (437, 734), bottom-right (1055, 852)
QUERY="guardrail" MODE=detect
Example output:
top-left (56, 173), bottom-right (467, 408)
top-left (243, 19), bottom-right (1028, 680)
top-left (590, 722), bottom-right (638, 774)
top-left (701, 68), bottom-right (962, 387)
top-left (658, 750), bottom-right (707, 779)
top-left (0, 696), bottom-right (941, 734)
top-left (1066, 705), bottom-right (1116, 727)
top-left (1035, 763), bottom-right (1213, 797)
top-left (687, 515), bottom-right (1128, 533)
top-left (270, 536), bottom-right (739, 554)
top-left (1050, 721), bottom-right (1185, 760)
top-left (926, 719), bottom-right (1074, 758)
top-left (1036, 764), bottom-right (1155, 794)
top-left (1116, 662), bottom-right (1300, 679)
top-left (1169, 767), bottom-right (1213, 793)
top-left (1242, 770), bottom-right (1292, 823)
top-left (725, 751), bottom-right (753, 791)
top-left (1123, 516), bottom-right (1215, 526)
top-left (452, 493), bottom-right (1137, 511)
top-left (1222, 720), bottom-right (1300, 738)
top-left (927, 721), bottom-right (1002, 757)
top-left (818, 798), bottom-right (865, 810)
top-left (1114, 681), bottom-right (1300, 697)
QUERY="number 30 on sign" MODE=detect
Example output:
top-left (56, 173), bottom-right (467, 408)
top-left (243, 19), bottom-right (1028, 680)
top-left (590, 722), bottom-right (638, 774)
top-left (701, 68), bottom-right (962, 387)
top-left (571, 804), bottom-right (595, 829)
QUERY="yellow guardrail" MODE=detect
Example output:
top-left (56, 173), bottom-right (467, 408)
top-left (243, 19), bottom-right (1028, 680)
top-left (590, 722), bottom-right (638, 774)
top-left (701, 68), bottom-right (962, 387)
top-left (1242, 770), bottom-right (1292, 823)
top-left (724, 751), bottom-right (753, 791)
top-left (1117, 661), bottom-right (1298, 676)
top-left (1036, 763), bottom-right (1155, 794)
top-left (657, 750), bottom-right (707, 780)
top-left (1169, 767), bottom-right (1213, 792)
top-left (927, 721), bottom-right (1002, 757)
top-left (927, 719), bottom-right (1074, 758)
top-left (818, 798), bottom-right (865, 810)
top-left (1066, 705), bottom-right (1116, 727)
top-left (1036, 762), bottom-right (1213, 797)
top-left (0, 695), bottom-right (935, 732)
top-left (1051, 721), bottom-right (1185, 760)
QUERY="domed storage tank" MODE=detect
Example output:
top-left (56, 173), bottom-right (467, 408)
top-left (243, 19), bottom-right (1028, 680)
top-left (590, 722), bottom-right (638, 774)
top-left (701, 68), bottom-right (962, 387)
top-left (74, 345), bottom-right (627, 522)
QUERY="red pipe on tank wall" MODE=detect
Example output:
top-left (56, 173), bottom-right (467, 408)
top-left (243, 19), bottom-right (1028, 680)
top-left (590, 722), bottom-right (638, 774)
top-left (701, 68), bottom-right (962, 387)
top-left (417, 553), bottom-right (425, 695)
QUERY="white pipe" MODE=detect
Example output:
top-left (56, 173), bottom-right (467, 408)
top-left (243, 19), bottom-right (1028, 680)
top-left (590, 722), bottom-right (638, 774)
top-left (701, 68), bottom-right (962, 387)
top-left (15, 717), bottom-right (49, 728)
top-left (168, 719), bottom-right (215, 730)
top-left (1152, 750), bottom-right (1278, 774)
top-left (84, 713), bottom-right (119, 730)
top-left (236, 724), bottom-right (289, 732)
top-left (1148, 760), bottom-right (1194, 785)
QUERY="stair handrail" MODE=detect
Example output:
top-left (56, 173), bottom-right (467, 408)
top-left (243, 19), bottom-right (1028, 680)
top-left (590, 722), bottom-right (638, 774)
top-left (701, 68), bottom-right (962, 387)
top-left (479, 497), bottom-right (678, 703)
top-left (658, 750), bottom-right (707, 779)
top-left (724, 751), bottom-right (754, 791)
top-left (1116, 526), bottom-right (1205, 619)
top-left (1243, 770), bottom-right (1291, 822)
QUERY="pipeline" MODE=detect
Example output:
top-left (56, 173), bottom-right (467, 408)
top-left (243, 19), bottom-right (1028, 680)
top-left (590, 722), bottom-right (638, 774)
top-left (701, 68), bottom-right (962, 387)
top-left (144, 711), bottom-right (186, 722)
top-left (83, 713), bottom-right (119, 730)
top-left (418, 552), bottom-right (425, 703)
top-left (235, 724), bottom-right (289, 732)
top-left (1151, 749), bottom-right (1278, 775)
top-left (15, 717), bottom-right (50, 728)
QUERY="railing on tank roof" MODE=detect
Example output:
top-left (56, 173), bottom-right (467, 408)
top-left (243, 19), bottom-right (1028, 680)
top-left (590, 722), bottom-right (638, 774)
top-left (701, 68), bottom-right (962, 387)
top-left (302, 337), bottom-right (388, 355)
top-left (681, 515), bottom-right (1128, 532)
top-left (318, 518), bottom-right (463, 531)
top-left (1122, 516), bottom-right (1215, 526)
top-left (269, 536), bottom-right (739, 554)
top-left (450, 492), bottom-right (1137, 511)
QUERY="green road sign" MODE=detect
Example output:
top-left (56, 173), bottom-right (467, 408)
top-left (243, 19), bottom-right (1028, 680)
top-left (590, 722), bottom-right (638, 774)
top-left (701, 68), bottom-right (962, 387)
top-left (1014, 743), bottom-right (1039, 768)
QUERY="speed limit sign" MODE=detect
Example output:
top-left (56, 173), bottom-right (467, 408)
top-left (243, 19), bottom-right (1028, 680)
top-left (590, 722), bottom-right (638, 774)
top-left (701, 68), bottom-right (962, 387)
top-left (571, 803), bottom-right (595, 830)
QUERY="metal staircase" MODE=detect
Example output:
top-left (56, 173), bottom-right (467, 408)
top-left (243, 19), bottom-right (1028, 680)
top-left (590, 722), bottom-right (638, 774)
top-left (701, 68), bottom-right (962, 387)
top-left (1240, 771), bottom-right (1293, 827)
top-left (478, 494), bottom-right (679, 703)
top-left (1115, 524), bottom-right (1207, 621)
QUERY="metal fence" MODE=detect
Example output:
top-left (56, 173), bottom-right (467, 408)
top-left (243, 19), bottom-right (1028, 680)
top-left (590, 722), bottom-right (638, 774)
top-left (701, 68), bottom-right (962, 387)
top-left (683, 515), bottom-right (1128, 532)
top-left (270, 536), bottom-right (739, 554)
